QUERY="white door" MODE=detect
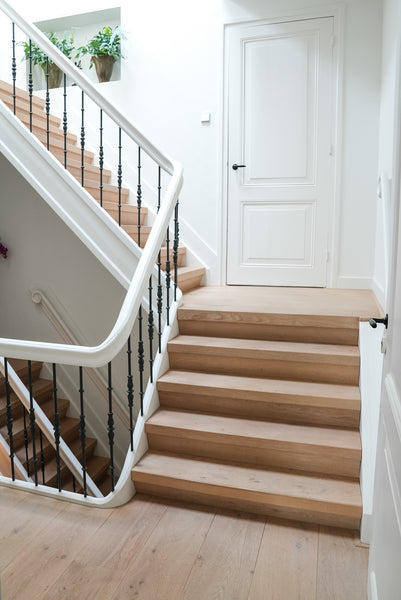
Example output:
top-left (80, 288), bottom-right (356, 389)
top-left (226, 17), bottom-right (334, 286)
top-left (368, 181), bottom-right (401, 597)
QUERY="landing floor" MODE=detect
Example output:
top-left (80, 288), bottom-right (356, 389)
top-left (0, 487), bottom-right (368, 599)
top-left (182, 286), bottom-right (383, 319)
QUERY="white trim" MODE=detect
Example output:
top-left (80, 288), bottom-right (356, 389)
top-left (336, 275), bottom-right (373, 289)
top-left (371, 278), bottom-right (385, 311)
top-left (368, 571), bottom-right (378, 600)
top-left (221, 4), bottom-right (344, 288)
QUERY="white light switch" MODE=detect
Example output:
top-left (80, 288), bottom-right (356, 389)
top-left (201, 112), bottom-right (211, 123)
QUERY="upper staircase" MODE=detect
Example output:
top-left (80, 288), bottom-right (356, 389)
top-left (132, 286), bottom-right (383, 530)
top-left (0, 80), bottom-right (205, 293)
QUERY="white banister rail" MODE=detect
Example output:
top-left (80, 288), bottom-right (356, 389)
top-left (0, 358), bottom-right (102, 497)
top-left (0, 0), bottom-right (183, 367)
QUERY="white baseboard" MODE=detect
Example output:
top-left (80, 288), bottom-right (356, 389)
top-left (361, 512), bottom-right (372, 544)
top-left (178, 215), bottom-right (220, 284)
top-left (368, 571), bottom-right (378, 600)
top-left (336, 275), bottom-right (373, 289)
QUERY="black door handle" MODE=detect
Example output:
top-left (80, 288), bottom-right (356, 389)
top-left (232, 163), bottom-right (246, 170)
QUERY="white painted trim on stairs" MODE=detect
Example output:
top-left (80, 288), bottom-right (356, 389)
top-left (368, 571), bottom-right (378, 600)
top-left (337, 275), bottom-right (374, 289)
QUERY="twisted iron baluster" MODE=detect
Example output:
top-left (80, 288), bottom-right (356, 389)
top-left (138, 307), bottom-right (144, 417)
top-left (118, 127), bottom-right (122, 226)
top-left (80, 91), bottom-right (85, 187)
top-left (107, 362), bottom-right (115, 491)
top-left (52, 364), bottom-right (61, 492)
top-left (165, 225), bottom-right (171, 326)
top-left (127, 336), bottom-right (134, 451)
top-left (4, 358), bottom-right (15, 480)
top-left (63, 74), bottom-right (68, 169)
top-left (27, 361), bottom-right (38, 485)
top-left (137, 146), bottom-right (142, 246)
top-left (99, 109), bottom-right (104, 207)
top-left (173, 199), bottom-right (179, 301)
top-left (157, 167), bottom-right (163, 353)
top-left (78, 367), bottom-right (87, 497)
top-left (11, 23), bottom-right (16, 114)
top-left (45, 57), bottom-right (50, 150)
top-left (28, 40), bottom-right (33, 133)
top-left (148, 276), bottom-right (154, 383)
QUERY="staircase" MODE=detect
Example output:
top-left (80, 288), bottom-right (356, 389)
top-left (0, 359), bottom-right (110, 493)
top-left (131, 287), bottom-right (383, 530)
top-left (0, 80), bottom-right (205, 293)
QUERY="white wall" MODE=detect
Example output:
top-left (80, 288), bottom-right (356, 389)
top-left (373, 0), bottom-right (400, 307)
top-left (1, 0), bottom-right (383, 286)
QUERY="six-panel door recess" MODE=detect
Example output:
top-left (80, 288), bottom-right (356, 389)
top-left (226, 17), bottom-right (334, 287)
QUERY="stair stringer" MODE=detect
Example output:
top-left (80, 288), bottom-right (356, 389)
top-left (0, 100), bottom-right (139, 290)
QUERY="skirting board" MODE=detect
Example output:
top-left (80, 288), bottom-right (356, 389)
top-left (368, 571), bottom-right (378, 600)
top-left (337, 275), bottom-right (373, 289)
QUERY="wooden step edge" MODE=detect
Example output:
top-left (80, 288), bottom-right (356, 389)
top-left (167, 336), bottom-right (360, 365)
top-left (1, 96), bottom-right (60, 125)
top-left (0, 81), bottom-right (45, 108)
top-left (132, 453), bottom-right (362, 529)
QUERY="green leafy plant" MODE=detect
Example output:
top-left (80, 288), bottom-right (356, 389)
top-left (76, 26), bottom-right (125, 67)
top-left (20, 32), bottom-right (75, 68)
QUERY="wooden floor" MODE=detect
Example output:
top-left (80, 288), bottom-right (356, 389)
top-left (0, 487), bottom-right (368, 599)
top-left (181, 286), bottom-right (383, 319)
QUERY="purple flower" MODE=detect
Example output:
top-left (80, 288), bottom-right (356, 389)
top-left (0, 242), bottom-right (8, 259)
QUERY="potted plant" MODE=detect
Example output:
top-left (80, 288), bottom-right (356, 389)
top-left (76, 26), bottom-right (125, 83)
top-left (20, 33), bottom-right (75, 89)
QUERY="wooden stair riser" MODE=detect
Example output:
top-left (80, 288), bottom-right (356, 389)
top-left (84, 184), bottom-right (129, 204)
top-left (0, 82), bottom-right (45, 109)
top-left (173, 267), bottom-right (205, 293)
top-left (146, 431), bottom-right (361, 478)
top-left (157, 389), bottom-right (361, 429)
top-left (43, 437), bottom-right (98, 488)
top-left (168, 351), bottom-right (359, 386)
top-left (177, 316), bottom-right (359, 346)
top-left (37, 134), bottom-right (95, 165)
top-left (132, 453), bottom-right (362, 530)
top-left (0, 361), bottom-right (42, 389)
top-left (134, 479), bottom-right (361, 530)
top-left (3, 104), bottom-right (77, 144)
top-left (68, 162), bottom-right (112, 185)
top-left (103, 202), bottom-right (148, 226)
top-left (0, 381), bottom-right (54, 427)
top-left (62, 456), bottom-right (111, 493)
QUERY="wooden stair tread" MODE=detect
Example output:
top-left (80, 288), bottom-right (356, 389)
top-left (0, 80), bottom-right (44, 108)
top-left (175, 266), bottom-right (205, 279)
top-left (157, 370), bottom-right (360, 406)
top-left (132, 452), bottom-right (362, 512)
top-left (60, 157), bottom-right (112, 181)
top-left (168, 335), bottom-right (359, 364)
top-left (147, 409), bottom-right (361, 450)
top-left (84, 182), bottom-right (130, 197)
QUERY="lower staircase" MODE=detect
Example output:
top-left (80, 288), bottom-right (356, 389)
top-left (0, 360), bottom-right (111, 493)
top-left (132, 287), bottom-right (382, 529)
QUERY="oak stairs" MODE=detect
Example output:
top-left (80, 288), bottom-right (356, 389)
top-left (2, 81), bottom-right (364, 529)
top-left (133, 295), bottom-right (365, 530)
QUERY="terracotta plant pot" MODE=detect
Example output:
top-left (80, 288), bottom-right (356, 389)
top-left (41, 63), bottom-right (63, 89)
top-left (91, 55), bottom-right (116, 83)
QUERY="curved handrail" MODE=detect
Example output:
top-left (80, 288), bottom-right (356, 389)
top-left (0, 1), bottom-right (183, 367)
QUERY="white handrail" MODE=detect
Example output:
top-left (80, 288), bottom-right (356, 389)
top-left (0, 2), bottom-right (184, 367)
top-left (0, 358), bottom-right (102, 496)
top-left (0, 0), bottom-right (174, 175)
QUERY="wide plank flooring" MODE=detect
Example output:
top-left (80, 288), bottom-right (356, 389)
top-left (0, 487), bottom-right (368, 599)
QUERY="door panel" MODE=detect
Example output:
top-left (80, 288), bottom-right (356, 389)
top-left (226, 17), bottom-right (334, 286)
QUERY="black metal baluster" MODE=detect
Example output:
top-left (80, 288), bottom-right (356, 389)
top-left (118, 127), bottom-right (122, 226)
top-left (157, 167), bottom-right (163, 353)
top-left (148, 277), bottom-right (154, 383)
top-left (39, 430), bottom-right (46, 484)
top-left (138, 307), bottom-right (144, 416)
top-left (137, 146), bottom-right (142, 246)
top-left (165, 225), bottom-right (171, 326)
top-left (72, 476), bottom-right (76, 493)
top-left (173, 199), bottom-right (179, 301)
top-left (80, 91), bottom-right (85, 187)
top-left (126, 336), bottom-right (134, 451)
top-left (22, 410), bottom-right (30, 478)
top-left (99, 109), bottom-right (104, 207)
top-left (27, 360), bottom-right (38, 486)
top-left (78, 367), bottom-right (87, 497)
top-left (4, 358), bottom-right (15, 480)
top-left (52, 364), bottom-right (61, 492)
top-left (11, 23), bottom-right (16, 115)
top-left (107, 362), bottom-right (115, 491)
top-left (45, 57), bottom-right (50, 150)
top-left (63, 73), bottom-right (68, 169)
top-left (28, 40), bottom-right (33, 133)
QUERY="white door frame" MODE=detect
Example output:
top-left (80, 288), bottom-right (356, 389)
top-left (220, 4), bottom-right (345, 287)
